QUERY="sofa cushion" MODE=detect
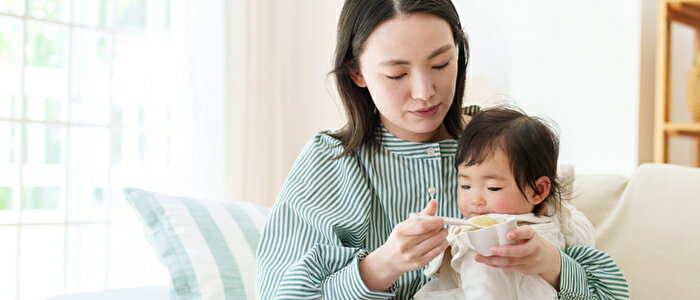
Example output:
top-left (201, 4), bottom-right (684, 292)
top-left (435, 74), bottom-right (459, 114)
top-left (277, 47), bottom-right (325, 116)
top-left (592, 164), bottom-right (700, 299)
top-left (570, 173), bottom-right (628, 230)
top-left (124, 188), bottom-right (269, 300)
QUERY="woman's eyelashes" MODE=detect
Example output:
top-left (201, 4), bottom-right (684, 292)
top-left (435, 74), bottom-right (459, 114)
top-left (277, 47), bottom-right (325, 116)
top-left (432, 61), bottom-right (450, 70)
top-left (386, 73), bottom-right (407, 80)
top-left (384, 61), bottom-right (451, 80)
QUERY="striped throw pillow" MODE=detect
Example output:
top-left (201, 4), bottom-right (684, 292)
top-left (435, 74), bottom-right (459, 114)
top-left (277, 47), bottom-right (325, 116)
top-left (124, 188), bottom-right (269, 300)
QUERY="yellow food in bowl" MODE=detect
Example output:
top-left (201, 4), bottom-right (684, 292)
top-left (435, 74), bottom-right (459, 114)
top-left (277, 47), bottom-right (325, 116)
top-left (471, 215), bottom-right (499, 227)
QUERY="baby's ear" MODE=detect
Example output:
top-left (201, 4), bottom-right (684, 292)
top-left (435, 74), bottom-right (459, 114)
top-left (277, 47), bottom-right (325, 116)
top-left (530, 176), bottom-right (551, 205)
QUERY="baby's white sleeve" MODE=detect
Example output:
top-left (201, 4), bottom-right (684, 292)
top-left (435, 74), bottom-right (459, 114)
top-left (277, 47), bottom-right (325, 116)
top-left (561, 201), bottom-right (596, 248)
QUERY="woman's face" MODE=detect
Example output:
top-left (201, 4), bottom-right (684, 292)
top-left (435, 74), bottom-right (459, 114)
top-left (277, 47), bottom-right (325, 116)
top-left (352, 13), bottom-right (458, 143)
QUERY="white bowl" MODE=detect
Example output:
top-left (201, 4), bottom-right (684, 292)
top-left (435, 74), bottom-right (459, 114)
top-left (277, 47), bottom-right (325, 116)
top-left (466, 216), bottom-right (517, 256)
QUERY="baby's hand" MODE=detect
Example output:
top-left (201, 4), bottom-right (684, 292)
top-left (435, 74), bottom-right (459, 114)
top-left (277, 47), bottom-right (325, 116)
top-left (473, 225), bottom-right (562, 289)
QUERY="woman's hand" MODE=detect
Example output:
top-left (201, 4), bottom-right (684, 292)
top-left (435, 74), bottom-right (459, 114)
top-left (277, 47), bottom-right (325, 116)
top-left (359, 199), bottom-right (449, 291)
top-left (474, 225), bottom-right (562, 289)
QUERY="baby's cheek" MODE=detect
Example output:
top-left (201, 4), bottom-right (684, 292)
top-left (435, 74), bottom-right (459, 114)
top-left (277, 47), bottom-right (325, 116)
top-left (489, 199), bottom-right (517, 214)
top-left (457, 193), bottom-right (469, 216)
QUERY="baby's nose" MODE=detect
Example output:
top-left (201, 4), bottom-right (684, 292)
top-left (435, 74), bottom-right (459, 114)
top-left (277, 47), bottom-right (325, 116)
top-left (470, 195), bottom-right (485, 206)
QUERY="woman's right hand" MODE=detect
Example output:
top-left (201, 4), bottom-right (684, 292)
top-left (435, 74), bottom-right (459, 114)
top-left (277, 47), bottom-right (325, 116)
top-left (358, 199), bottom-right (449, 291)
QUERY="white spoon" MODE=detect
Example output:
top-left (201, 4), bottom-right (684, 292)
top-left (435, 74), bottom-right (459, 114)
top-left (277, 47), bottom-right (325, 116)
top-left (408, 213), bottom-right (485, 229)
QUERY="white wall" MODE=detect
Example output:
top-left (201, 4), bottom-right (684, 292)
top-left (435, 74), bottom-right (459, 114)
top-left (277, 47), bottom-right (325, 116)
top-left (456, 0), bottom-right (642, 175)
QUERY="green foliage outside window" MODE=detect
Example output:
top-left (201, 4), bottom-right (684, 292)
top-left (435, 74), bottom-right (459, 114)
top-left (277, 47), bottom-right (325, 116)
top-left (98, 0), bottom-right (109, 27)
top-left (0, 187), bottom-right (11, 210)
top-left (93, 188), bottom-right (105, 207)
top-left (115, 0), bottom-right (146, 30)
top-left (110, 131), bottom-right (122, 166)
top-left (10, 123), bottom-right (18, 163)
top-left (0, 0), bottom-right (23, 15)
top-left (22, 123), bottom-right (27, 164)
top-left (44, 98), bottom-right (63, 120)
top-left (26, 22), bottom-right (66, 68)
top-left (45, 126), bottom-right (63, 164)
top-left (28, 0), bottom-right (67, 22)
top-left (0, 19), bottom-right (19, 63)
top-left (97, 35), bottom-right (109, 63)
top-left (24, 187), bottom-right (60, 209)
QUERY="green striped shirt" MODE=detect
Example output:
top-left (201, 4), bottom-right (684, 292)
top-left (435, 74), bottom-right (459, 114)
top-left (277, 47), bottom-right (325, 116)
top-left (256, 126), bottom-right (629, 299)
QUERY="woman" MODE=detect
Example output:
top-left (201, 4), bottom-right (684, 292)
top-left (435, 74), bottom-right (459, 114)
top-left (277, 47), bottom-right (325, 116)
top-left (256, 0), bottom-right (628, 299)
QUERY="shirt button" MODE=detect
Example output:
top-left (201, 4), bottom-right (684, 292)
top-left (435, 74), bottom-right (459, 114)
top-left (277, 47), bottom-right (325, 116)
top-left (426, 148), bottom-right (436, 155)
top-left (428, 186), bottom-right (436, 195)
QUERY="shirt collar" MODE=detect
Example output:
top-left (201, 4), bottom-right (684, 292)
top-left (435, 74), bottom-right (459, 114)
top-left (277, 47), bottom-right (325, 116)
top-left (377, 124), bottom-right (457, 158)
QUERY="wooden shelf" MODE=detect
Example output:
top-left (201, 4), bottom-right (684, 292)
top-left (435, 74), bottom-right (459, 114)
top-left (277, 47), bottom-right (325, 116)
top-left (664, 123), bottom-right (700, 136)
top-left (654, 0), bottom-right (700, 167)
top-left (668, 3), bottom-right (700, 28)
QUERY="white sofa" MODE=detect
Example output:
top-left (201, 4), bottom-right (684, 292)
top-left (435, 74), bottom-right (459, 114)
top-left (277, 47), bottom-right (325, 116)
top-left (570, 163), bottom-right (700, 299)
top-left (48, 163), bottom-right (700, 299)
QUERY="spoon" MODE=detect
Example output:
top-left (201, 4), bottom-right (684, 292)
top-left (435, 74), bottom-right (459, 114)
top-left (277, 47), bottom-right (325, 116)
top-left (408, 213), bottom-right (485, 229)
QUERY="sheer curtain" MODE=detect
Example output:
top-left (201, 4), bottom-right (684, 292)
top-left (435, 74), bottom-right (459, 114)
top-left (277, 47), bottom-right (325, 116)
top-left (225, 0), bottom-right (346, 207)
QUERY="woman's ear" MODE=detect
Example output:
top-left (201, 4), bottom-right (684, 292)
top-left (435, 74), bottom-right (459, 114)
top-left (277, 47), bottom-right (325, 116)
top-left (350, 71), bottom-right (367, 88)
top-left (529, 176), bottom-right (551, 205)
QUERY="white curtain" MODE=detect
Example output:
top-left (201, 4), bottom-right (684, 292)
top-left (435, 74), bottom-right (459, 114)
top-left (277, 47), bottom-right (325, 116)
top-left (225, 0), bottom-right (347, 207)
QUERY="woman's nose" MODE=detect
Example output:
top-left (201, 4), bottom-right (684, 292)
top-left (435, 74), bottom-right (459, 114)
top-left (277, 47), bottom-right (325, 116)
top-left (411, 72), bottom-right (435, 101)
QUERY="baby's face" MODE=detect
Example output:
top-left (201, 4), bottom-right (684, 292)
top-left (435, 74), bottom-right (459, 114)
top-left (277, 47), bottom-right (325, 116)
top-left (457, 148), bottom-right (536, 219)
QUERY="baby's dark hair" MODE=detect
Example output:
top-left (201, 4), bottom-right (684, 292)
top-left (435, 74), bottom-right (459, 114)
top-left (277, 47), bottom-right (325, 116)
top-left (455, 106), bottom-right (561, 214)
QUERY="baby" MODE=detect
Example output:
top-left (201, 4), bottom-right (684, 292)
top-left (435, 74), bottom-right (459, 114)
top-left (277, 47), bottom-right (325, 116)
top-left (414, 106), bottom-right (594, 300)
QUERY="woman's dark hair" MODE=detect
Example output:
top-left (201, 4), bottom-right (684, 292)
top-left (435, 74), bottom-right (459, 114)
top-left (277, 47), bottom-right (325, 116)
top-left (455, 106), bottom-right (561, 214)
top-left (329, 0), bottom-right (469, 158)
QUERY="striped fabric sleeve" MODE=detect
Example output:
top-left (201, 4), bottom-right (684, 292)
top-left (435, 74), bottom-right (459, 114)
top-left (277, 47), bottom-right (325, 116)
top-left (558, 246), bottom-right (630, 300)
top-left (256, 134), bottom-right (395, 299)
top-left (284, 245), bottom-right (394, 299)
top-left (462, 104), bottom-right (481, 116)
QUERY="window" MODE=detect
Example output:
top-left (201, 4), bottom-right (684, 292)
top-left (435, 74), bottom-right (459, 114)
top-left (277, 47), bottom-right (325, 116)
top-left (0, 0), bottom-right (194, 299)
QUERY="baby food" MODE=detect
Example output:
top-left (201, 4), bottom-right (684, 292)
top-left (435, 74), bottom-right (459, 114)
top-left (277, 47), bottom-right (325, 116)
top-left (471, 215), bottom-right (499, 227)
